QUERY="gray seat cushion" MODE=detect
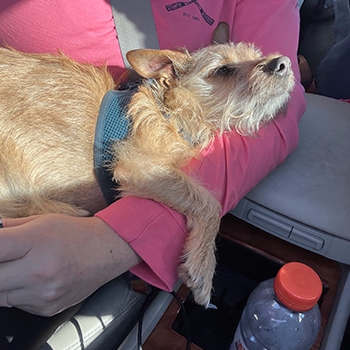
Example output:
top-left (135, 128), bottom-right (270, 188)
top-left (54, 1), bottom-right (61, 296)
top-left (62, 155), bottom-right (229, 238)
top-left (232, 93), bottom-right (350, 263)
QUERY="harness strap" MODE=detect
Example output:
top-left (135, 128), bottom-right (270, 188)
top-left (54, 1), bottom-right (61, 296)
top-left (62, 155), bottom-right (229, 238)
top-left (110, 0), bottom-right (160, 67)
top-left (94, 89), bottom-right (135, 205)
top-left (95, 1), bottom-right (159, 204)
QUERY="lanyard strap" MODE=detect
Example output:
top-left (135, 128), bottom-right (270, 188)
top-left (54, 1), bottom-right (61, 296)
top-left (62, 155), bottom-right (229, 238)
top-left (110, 0), bottom-right (160, 67)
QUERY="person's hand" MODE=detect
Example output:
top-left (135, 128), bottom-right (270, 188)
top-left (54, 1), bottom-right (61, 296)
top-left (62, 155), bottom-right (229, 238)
top-left (0, 214), bottom-right (140, 316)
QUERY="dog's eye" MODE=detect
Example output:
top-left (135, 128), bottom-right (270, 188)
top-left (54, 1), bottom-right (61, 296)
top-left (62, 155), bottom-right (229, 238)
top-left (214, 65), bottom-right (235, 77)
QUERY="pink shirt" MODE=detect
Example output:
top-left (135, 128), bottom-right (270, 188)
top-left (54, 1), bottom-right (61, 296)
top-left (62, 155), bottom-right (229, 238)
top-left (0, 0), bottom-right (305, 291)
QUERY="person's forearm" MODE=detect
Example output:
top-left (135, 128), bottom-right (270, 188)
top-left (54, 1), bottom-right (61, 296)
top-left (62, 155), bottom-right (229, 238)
top-left (0, 215), bottom-right (141, 316)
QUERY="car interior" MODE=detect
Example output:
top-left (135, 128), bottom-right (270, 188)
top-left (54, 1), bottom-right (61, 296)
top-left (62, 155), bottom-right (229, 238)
top-left (39, 0), bottom-right (350, 349)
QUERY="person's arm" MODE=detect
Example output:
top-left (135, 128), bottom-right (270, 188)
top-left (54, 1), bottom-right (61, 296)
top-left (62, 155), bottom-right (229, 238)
top-left (0, 214), bottom-right (140, 316)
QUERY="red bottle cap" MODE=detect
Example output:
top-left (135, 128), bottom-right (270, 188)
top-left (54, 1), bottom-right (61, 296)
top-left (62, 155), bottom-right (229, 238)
top-left (274, 262), bottom-right (322, 312)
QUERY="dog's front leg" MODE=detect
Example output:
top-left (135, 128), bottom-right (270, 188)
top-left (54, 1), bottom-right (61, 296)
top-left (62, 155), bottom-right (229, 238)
top-left (153, 174), bottom-right (222, 307)
top-left (116, 165), bottom-right (221, 307)
top-left (178, 193), bottom-right (221, 307)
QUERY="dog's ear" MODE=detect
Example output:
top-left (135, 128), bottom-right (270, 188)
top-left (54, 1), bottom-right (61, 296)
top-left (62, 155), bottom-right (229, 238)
top-left (212, 22), bottom-right (230, 44)
top-left (126, 49), bottom-right (189, 82)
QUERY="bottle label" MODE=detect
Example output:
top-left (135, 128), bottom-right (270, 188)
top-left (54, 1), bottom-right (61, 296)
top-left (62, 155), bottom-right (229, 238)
top-left (230, 323), bottom-right (249, 350)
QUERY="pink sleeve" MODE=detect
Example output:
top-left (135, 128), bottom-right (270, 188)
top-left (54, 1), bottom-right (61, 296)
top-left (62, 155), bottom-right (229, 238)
top-left (97, 0), bottom-right (306, 291)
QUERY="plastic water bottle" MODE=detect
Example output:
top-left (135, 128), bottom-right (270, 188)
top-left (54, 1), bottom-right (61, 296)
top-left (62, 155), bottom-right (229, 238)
top-left (230, 262), bottom-right (322, 350)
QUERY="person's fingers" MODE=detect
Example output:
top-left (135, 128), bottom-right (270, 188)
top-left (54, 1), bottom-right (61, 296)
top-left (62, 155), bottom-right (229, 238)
top-left (4, 287), bottom-right (75, 316)
top-left (0, 290), bottom-right (11, 308)
top-left (0, 216), bottom-right (39, 228)
top-left (0, 225), bottom-right (32, 263)
top-left (0, 217), bottom-right (35, 307)
top-left (0, 259), bottom-right (28, 293)
top-left (0, 261), bottom-right (27, 309)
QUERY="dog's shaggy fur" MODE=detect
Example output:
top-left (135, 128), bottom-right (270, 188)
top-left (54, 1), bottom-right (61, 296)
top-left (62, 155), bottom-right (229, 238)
top-left (0, 25), bottom-right (294, 306)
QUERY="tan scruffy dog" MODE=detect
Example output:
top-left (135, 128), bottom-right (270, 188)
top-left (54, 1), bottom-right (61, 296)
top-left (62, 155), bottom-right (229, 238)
top-left (0, 23), bottom-right (294, 306)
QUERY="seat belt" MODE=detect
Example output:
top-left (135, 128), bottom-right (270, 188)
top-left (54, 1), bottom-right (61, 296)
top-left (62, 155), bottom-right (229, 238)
top-left (110, 0), bottom-right (160, 67)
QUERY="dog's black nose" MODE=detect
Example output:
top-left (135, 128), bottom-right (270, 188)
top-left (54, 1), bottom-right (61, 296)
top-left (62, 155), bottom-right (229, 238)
top-left (267, 56), bottom-right (290, 76)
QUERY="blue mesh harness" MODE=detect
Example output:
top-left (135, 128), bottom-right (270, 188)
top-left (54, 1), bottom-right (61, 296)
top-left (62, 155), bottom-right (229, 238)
top-left (94, 87), bottom-right (136, 205)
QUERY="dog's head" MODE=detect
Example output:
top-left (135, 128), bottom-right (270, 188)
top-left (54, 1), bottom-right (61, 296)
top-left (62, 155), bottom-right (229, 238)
top-left (126, 41), bottom-right (294, 136)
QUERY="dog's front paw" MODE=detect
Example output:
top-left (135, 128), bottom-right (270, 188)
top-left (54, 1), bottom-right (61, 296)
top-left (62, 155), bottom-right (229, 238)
top-left (178, 249), bottom-right (216, 307)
